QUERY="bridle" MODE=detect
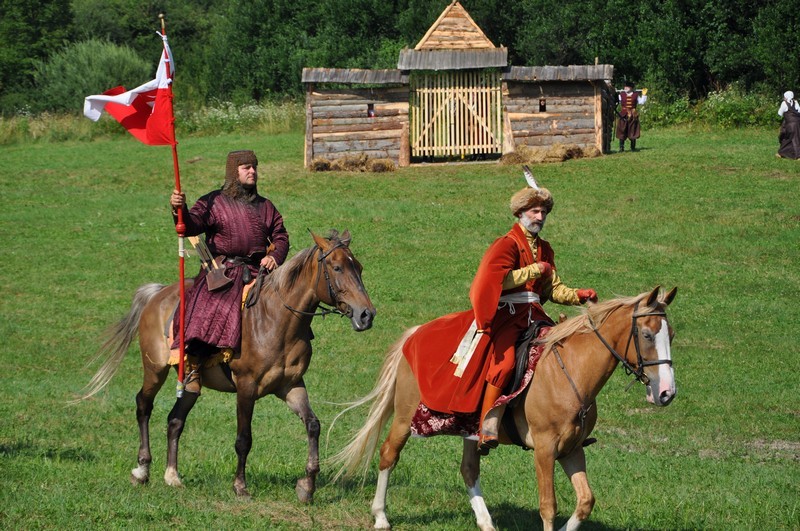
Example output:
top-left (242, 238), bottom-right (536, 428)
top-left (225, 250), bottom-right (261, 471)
top-left (587, 300), bottom-right (671, 388)
top-left (279, 242), bottom-right (353, 318)
top-left (549, 299), bottom-right (671, 440)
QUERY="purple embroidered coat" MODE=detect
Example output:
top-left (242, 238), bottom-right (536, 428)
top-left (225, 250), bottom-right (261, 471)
top-left (171, 190), bottom-right (289, 351)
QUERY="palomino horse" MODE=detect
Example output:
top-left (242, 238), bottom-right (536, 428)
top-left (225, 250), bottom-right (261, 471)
top-left (79, 230), bottom-right (375, 502)
top-left (331, 286), bottom-right (677, 531)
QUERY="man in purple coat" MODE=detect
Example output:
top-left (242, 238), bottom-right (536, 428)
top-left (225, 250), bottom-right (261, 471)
top-left (169, 150), bottom-right (290, 364)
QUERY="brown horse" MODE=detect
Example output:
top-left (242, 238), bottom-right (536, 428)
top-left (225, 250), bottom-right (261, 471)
top-left (79, 230), bottom-right (375, 502)
top-left (330, 286), bottom-right (677, 530)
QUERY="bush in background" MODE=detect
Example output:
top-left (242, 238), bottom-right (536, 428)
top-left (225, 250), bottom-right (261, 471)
top-left (641, 84), bottom-right (778, 128)
top-left (177, 100), bottom-right (305, 135)
top-left (32, 39), bottom-right (151, 114)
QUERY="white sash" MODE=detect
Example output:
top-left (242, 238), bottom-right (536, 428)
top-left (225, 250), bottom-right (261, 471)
top-left (449, 292), bottom-right (540, 377)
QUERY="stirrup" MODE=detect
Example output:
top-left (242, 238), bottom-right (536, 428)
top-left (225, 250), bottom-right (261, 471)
top-left (477, 434), bottom-right (499, 456)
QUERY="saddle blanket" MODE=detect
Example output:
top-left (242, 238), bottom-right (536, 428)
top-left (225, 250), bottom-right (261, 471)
top-left (410, 328), bottom-right (549, 438)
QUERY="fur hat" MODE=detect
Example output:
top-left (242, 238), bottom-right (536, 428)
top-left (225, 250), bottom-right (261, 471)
top-left (510, 187), bottom-right (554, 217)
top-left (225, 150), bottom-right (258, 184)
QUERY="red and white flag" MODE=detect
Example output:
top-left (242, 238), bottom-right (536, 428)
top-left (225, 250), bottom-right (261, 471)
top-left (84, 33), bottom-right (175, 146)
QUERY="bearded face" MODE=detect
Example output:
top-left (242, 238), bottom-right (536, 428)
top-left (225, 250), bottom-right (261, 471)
top-left (519, 206), bottom-right (547, 235)
top-left (222, 151), bottom-right (259, 203)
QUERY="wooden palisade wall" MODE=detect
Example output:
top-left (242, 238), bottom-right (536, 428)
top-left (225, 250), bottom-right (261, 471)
top-left (305, 86), bottom-right (409, 166)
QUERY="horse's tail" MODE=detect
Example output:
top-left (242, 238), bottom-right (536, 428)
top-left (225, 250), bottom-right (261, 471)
top-left (327, 326), bottom-right (419, 483)
top-left (73, 283), bottom-right (166, 402)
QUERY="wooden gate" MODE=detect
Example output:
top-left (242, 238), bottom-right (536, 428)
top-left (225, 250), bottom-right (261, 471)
top-left (410, 70), bottom-right (502, 158)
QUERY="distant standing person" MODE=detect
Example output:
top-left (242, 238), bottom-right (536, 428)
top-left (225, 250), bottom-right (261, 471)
top-left (616, 81), bottom-right (647, 152)
top-left (777, 90), bottom-right (800, 159)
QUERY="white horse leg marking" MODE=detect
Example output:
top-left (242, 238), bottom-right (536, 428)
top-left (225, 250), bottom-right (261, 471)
top-left (559, 514), bottom-right (582, 531)
top-left (468, 478), bottom-right (496, 531)
top-left (372, 466), bottom-right (392, 529)
top-left (130, 463), bottom-right (149, 484)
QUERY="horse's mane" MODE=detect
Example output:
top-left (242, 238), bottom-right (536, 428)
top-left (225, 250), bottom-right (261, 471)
top-left (541, 291), bottom-right (658, 350)
top-left (263, 230), bottom-right (346, 292)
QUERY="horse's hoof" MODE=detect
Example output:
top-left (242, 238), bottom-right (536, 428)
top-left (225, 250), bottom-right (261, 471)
top-left (163, 469), bottom-right (184, 488)
top-left (374, 515), bottom-right (391, 529)
top-left (233, 484), bottom-right (252, 500)
top-left (130, 473), bottom-right (149, 486)
top-left (295, 478), bottom-right (315, 504)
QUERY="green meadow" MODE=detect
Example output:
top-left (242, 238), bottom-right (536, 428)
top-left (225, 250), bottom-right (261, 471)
top-left (1, 126), bottom-right (798, 529)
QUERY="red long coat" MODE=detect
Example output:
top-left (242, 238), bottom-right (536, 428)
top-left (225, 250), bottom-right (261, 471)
top-left (403, 223), bottom-right (556, 414)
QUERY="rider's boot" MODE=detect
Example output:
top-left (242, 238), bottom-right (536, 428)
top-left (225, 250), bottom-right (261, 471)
top-left (619, 139), bottom-right (625, 152)
top-left (477, 383), bottom-right (505, 456)
top-left (630, 139), bottom-right (637, 152)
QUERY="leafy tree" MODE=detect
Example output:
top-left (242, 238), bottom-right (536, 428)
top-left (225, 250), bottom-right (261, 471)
top-left (0, 0), bottom-right (73, 112)
top-left (750, 3), bottom-right (800, 94)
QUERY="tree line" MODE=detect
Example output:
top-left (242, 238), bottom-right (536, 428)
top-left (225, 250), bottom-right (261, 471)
top-left (2, 0), bottom-right (797, 115)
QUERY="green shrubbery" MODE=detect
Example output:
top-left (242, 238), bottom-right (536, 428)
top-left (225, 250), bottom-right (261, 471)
top-left (178, 100), bottom-right (305, 135)
top-left (0, 100), bottom-right (305, 144)
top-left (641, 85), bottom-right (779, 128)
top-left (33, 39), bottom-right (152, 114)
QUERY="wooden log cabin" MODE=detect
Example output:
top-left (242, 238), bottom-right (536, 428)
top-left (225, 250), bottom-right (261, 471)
top-left (302, 1), bottom-right (616, 168)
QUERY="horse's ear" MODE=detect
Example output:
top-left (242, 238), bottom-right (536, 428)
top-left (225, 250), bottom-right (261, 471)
top-left (662, 286), bottom-right (678, 306)
top-left (646, 286), bottom-right (661, 307)
top-left (340, 229), bottom-right (351, 247)
top-left (309, 230), bottom-right (331, 251)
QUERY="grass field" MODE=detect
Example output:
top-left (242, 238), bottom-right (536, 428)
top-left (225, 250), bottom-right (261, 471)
top-left (1, 126), bottom-right (798, 529)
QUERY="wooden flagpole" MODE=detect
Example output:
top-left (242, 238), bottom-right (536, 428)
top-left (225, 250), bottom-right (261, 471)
top-left (159, 14), bottom-right (187, 397)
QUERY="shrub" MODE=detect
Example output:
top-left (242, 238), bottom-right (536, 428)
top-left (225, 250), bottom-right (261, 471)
top-left (33, 39), bottom-right (151, 113)
top-left (695, 84), bottom-right (775, 127)
top-left (177, 100), bottom-right (305, 135)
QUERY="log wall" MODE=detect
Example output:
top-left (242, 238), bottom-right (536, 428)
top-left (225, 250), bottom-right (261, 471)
top-left (305, 86), bottom-right (410, 167)
top-left (503, 81), bottom-right (602, 150)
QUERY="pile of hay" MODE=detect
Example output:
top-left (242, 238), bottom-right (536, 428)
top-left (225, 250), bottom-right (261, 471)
top-left (310, 154), bottom-right (395, 173)
top-left (365, 158), bottom-right (396, 173)
top-left (309, 157), bottom-right (331, 171)
top-left (330, 153), bottom-right (368, 172)
top-left (499, 143), bottom-right (601, 165)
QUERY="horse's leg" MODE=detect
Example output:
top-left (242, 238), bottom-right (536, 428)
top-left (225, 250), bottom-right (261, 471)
top-left (461, 438), bottom-right (496, 531)
top-left (372, 358), bottom-right (417, 529)
top-left (279, 382), bottom-right (320, 503)
top-left (534, 444), bottom-right (559, 531)
top-left (163, 388), bottom-right (199, 487)
top-left (233, 381), bottom-right (257, 498)
top-left (131, 386), bottom-right (159, 485)
top-left (132, 319), bottom-right (172, 486)
top-left (556, 448), bottom-right (594, 531)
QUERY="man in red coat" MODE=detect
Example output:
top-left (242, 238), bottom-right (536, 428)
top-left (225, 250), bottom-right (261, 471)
top-left (403, 181), bottom-right (597, 454)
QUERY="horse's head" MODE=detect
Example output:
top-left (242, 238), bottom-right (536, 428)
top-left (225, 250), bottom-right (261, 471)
top-left (310, 230), bottom-right (376, 331)
top-left (628, 286), bottom-right (678, 407)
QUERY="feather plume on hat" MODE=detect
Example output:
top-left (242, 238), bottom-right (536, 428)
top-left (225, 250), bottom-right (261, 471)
top-left (510, 165), bottom-right (553, 216)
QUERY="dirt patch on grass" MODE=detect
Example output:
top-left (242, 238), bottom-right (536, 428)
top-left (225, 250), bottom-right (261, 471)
top-left (750, 439), bottom-right (800, 460)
